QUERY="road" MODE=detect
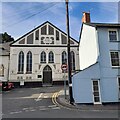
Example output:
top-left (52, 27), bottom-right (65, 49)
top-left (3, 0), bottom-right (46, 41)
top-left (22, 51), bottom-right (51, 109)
top-left (2, 86), bottom-right (119, 119)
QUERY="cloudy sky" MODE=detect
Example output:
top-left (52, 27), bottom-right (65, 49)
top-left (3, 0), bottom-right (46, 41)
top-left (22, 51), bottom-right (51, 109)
top-left (1, 1), bottom-right (119, 41)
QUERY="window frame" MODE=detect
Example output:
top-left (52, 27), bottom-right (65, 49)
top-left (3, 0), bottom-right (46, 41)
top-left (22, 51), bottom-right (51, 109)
top-left (0, 64), bottom-right (4, 77)
top-left (110, 51), bottom-right (120, 68)
top-left (40, 51), bottom-right (46, 63)
top-left (108, 29), bottom-right (119, 42)
top-left (62, 51), bottom-right (67, 65)
top-left (26, 51), bottom-right (32, 74)
top-left (18, 51), bottom-right (24, 74)
top-left (118, 77), bottom-right (120, 100)
top-left (71, 51), bottom-right (75, 72)
top-left (48, 51), bottom-right (54, 63)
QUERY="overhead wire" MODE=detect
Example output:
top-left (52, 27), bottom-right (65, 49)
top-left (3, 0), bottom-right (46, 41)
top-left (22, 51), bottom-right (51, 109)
top-left (3, 3), bottom-right (58, 28)
top-left (4, 3), bottom-right (54, 19)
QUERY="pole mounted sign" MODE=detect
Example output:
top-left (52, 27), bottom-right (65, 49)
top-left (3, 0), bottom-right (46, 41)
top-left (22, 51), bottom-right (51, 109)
top-left (61, 64), bottom-right (67, 99)
top-left (61, 64), bottom-right (67, 71)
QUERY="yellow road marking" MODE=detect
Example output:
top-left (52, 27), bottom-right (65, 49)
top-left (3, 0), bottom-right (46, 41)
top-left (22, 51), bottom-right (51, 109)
top-left (52, 90), bottom-right (72, 110)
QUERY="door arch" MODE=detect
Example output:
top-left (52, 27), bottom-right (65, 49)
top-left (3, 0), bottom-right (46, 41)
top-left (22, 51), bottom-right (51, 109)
top-left (43, 65), bottom-right (52, 84)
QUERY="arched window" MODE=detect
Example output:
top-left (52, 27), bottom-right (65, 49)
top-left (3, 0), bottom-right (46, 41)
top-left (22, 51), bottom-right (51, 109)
top-left (0, 64), bottom-right (4, 76)
top-left (18, 51), bottom-right (24, 73)
top-left (71, 51), bottom-right (75, 71)
top-left (62, 51), bottom-right (67, 64)
top-left (41, 51), bottom-right (46, 63)
top-left (26, 51), bottom-right (32, 73)
top-left (49, 51), bottom-right (54, 63)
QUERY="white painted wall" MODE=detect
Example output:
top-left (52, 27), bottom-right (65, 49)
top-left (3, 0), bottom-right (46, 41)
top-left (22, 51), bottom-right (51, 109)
top-left (72, 63), bottom-right (100, 103)
top-left (79, 24), bottom-right (99, 70)
top-left (9, 46), bottom-right (79, 82)
top-left (0, 55), bottom-right (9, 81)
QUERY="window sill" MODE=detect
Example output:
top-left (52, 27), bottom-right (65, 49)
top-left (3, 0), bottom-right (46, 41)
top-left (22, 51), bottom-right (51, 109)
top-left (112, 67), bottom-right (120, 69)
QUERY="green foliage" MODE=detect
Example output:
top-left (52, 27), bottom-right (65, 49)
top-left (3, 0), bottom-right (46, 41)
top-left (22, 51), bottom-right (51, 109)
top-left (0, 32), bottom-right (14, 43)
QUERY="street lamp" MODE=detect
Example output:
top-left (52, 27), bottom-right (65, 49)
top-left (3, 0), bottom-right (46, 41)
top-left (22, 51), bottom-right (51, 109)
top-left (65, 0), bottom-right (74, 104)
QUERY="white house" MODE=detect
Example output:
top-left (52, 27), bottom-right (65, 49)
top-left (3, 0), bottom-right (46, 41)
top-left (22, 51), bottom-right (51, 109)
top-left (9, 21), bottom-right (79, 87)
top-left (0, 42), bottom-right (12, 82)
top-left (72, 12), bottom-right (120, 104)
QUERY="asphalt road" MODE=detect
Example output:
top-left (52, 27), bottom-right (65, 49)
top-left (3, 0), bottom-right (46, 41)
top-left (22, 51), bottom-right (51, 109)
top-left (2, 86), bottom-right (119, 119)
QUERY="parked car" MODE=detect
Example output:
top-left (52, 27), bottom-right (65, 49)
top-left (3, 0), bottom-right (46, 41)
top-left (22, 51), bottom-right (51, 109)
top-left (0, 82), bottom-right (14, 91)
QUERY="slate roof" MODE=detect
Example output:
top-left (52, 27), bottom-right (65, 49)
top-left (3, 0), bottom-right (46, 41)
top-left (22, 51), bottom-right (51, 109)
top-left (84, 23), bottom-right (120, 27)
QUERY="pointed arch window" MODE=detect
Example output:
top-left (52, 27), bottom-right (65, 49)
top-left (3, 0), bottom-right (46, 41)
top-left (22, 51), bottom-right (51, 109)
top-left (49, 51), bottom-right (54, 63)
top-left (0, 64), bottom-right (4, 76)
top-left (41, 51), bottom-right (46, 63)
top-left (18, 51), bottom-right (24, 73)
top-left (71, 51), bottom-right (75, 71)
top-left (26, 51), bottom-right (32, 73)
top-left (62, 51), bottom-right (67, 65)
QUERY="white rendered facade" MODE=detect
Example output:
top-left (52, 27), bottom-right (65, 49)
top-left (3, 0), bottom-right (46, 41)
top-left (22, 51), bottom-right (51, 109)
top-left (9, 21), bottom-right (79, 86)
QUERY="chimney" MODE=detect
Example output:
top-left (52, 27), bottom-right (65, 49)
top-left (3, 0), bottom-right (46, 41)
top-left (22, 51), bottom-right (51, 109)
top-left (82, 12), bottom-right (91, 23)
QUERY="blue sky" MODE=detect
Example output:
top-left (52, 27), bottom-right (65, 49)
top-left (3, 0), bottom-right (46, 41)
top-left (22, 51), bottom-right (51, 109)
top-left (1, 1), bottom-right (118, 41)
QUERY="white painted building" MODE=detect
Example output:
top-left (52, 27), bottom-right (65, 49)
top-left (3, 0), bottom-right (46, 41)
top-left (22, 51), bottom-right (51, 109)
top-left (0, 42), bottom-right (12, 82)
top-left (72, 13), bottom-right (120, 104)
top-left (9, 21), bottom-right (79, 87)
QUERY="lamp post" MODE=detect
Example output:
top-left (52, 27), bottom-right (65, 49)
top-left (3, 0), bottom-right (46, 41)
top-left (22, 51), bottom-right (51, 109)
top-left (65, 0), bottom-right (74, 104)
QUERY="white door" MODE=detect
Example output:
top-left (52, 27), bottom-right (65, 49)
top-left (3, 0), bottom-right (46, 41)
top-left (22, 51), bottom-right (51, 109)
top-left (118, 77), bottom-right (120, 101)
top-left (92, 80), bottom-right (101, 104)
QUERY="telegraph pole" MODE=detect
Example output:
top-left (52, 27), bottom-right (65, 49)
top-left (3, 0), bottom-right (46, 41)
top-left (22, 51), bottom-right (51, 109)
top-left (65, 0), bottom-right (74, 104)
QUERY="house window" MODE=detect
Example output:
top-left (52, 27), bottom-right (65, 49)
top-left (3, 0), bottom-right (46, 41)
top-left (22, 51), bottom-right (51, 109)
top-left (109, 30), bottom-right (117, 41)
top-left (41, 25), bottom-right (47, 35)
top-left (62, 51), bottom-right (67, 64)
top-left (48, 25), bottom-right (54, 35)
top-left (56, 30), bottom-right (59, 40)
top-left (110, 51), bottom-right (120, 67)
top-left (41, 51), bottom-right (46, 63)
top-left (71, 51), bottom-right (75, 71)
top-left (0, 64), bottom-right (4, 76)
top-left (18, 51), bottom-right (24, 74)
top-left (35, 30), bottom-right (39, 40)
top-left (49, 51), bottom-right (54, 63)
top-left (26, 51), bottom-right (32, 73)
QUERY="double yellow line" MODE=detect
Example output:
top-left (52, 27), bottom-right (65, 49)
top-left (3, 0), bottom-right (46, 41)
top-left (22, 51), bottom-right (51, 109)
top-left (52, 92), bottom-right (60, 106)
top-left (51, 90), bottom-right (72, 110)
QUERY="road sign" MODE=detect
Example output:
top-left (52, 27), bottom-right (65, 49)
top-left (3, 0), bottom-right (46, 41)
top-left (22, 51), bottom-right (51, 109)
top-left (61, 64), bottom-right (67, 71)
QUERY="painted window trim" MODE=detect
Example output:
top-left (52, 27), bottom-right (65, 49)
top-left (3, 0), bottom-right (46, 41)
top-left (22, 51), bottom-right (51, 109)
top-left (118, 77), bottom-right (120, 101)
top-left (108, 29), bottom-right (119, 42)
top-left (91, 79), bottom-right (101, 104)
top-left (110, 51), bottom-right (120, 67)
top-left (18, 51), bottom-right (24, 74)
top-left (40, 51), bottom-right (46, 63)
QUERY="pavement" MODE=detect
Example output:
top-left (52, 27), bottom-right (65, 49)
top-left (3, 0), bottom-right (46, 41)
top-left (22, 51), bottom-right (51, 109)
top-left (56, 90), bottom-right (119, 111)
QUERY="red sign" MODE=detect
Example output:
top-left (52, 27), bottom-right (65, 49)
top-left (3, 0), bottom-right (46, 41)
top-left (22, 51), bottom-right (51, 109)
top-left (61, 64), bottom-right (67, 71)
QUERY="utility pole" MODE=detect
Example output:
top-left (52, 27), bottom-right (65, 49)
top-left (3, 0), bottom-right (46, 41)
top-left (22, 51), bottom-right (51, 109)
top-left (65, 0), bottom-right (74, 104)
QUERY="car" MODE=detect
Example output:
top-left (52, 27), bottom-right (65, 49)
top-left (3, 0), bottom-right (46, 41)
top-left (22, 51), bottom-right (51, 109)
top-left (0, 82), bottom-right (14, 91)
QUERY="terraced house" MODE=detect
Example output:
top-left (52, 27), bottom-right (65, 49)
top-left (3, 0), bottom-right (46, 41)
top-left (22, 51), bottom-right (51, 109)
top-left (72, 12), bottom-right (120, 104)
top-left (9, 21), bottom-right (79, 87)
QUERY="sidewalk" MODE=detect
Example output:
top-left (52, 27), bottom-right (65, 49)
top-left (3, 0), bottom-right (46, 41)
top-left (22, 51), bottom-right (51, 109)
top-left (57, 90), bottom-right (119, 110)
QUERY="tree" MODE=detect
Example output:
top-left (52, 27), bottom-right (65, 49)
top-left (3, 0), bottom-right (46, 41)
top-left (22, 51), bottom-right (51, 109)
top-left (0, 32), bottom-right (14, 43)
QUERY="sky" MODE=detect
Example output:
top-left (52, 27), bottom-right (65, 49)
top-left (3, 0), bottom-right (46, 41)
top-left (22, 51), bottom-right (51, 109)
top-left (1, 1), bottom-right (119, 41)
